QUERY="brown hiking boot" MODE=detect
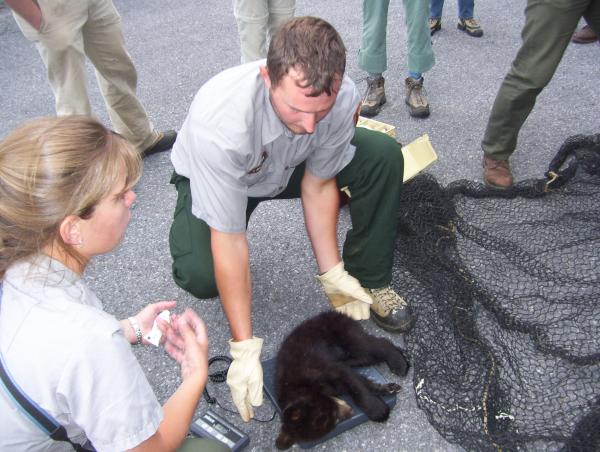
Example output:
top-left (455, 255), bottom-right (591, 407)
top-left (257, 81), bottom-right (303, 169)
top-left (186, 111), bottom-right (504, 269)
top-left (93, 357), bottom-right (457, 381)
top-left (572, 25), bottom-right (598, 44)
top-left (483, 155), bottom-right (513, 188)
top-left (405, 77), bottom-right (430, 118)
top-left (360, 76), bottom-right (386, 117)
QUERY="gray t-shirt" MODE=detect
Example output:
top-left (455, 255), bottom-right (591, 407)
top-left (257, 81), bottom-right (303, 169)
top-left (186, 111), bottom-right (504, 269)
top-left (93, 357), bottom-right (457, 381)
top-left (171, 59), bottom-right (360, 233)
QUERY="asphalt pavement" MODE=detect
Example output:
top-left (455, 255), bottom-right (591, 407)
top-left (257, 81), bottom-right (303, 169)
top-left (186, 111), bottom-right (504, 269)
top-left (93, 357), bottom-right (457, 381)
top-left (0, 1), bottom-right (598, 451)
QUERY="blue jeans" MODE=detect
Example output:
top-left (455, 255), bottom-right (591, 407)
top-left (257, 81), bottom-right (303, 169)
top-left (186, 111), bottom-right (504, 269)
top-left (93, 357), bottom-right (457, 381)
top-left (430, 0), bottom-right (475, 19)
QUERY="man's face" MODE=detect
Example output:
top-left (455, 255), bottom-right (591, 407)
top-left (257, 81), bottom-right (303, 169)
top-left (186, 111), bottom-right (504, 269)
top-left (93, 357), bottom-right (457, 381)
top-left (260, 66), bottom-right (341, 135)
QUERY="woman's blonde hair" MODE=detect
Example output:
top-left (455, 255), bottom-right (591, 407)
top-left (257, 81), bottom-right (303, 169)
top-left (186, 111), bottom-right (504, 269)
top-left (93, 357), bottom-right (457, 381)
top-left (0, 116), bottom-right (141, 278)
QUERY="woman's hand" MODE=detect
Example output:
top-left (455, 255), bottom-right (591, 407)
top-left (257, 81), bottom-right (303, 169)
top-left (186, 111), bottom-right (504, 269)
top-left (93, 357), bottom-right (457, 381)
top-left (122, 300), bottom-right (177, 345)
top-left (159, 309), bottom-right (209, 383)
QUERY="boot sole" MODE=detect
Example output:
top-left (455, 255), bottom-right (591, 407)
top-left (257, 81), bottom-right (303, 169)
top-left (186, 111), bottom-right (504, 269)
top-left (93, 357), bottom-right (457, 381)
top-left (484, 179), bottom-right (512, 190)
top-left (457, 23), bottom-right (483, 37)
top-left (371, 310), bottom-right (417, 333)
top-left (406, 103), bottom-right (430, 118)
top-left (360, 98), bottom-right (387, 118)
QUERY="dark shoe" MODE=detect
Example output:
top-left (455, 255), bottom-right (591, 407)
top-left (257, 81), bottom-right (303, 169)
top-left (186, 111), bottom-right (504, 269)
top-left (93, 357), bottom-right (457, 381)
top-left (360, 76), bottom-right (386, 117)
top-left (368, 286), bottom-right (416, 333)
top-left (142, 130), bottom-right (177, 158)
top-left (405, 77), bottom-right (430, 118)
top-left (483, 155), bottom-right (513, 188)
top-left (430, 18), bottom-right (441, 36)
top-left (572, 25), bottom-right (598, 44)
top-left (458, 18), bottom-right (483, 37)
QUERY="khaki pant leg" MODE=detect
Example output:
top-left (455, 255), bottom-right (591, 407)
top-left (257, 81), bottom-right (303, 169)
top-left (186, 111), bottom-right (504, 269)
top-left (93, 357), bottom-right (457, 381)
top-left (82, 0), bottom-right (157, 151)
top-left (267, 0), bottom-right (295, 42)
top-left (12, 0), bottom-right (92, 116)
top-left (233, 0), bottom-right (269, 63)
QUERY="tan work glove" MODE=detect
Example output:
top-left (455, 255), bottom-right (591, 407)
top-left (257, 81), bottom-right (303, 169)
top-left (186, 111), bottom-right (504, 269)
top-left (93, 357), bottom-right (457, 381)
top-left (226, 337), bottom-right (263, 422)
top-left (315, 262), bottom-right (372, 320)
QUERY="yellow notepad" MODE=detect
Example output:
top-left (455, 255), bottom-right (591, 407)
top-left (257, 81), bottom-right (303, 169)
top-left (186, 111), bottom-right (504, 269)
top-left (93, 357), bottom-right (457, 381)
top-left (401, 134), bottom-right (438, 182)
top-left (357, 116), bottom-right (437, 182)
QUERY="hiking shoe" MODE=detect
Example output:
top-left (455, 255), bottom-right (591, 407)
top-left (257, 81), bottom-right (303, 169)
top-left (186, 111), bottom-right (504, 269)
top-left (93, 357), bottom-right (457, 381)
top-left (572, 25), bottom-right (598, 44)
top-left (483, 155), bottom-right (513, 188)
top-left (368, 286), bottom-right (415, 333)
top-left (458, 18), bottom-right (483, 37)
top-left (142, 130), bottom-right (177, 158)
top-left (360, 76), bottom-right (386, 117)
top-left (405, 77), bottom-right (430, 118)
top-left (430, 18), bottom-right (441, 36)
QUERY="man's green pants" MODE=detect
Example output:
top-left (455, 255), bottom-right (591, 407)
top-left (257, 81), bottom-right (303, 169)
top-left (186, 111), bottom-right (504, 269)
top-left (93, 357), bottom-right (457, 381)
top-left (169, 127), bottom-right (404, 299)
top-left (482, 0), bottom-right (600, 160)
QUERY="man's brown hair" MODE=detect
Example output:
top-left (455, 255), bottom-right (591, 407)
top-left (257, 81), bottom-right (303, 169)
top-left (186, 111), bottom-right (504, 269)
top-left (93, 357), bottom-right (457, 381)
top-left (266, 16), bottom-right (346, 96)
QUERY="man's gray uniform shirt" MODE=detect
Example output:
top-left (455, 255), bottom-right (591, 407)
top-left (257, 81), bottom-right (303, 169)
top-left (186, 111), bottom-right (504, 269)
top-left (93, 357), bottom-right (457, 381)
top-left (171, 60), bottom-right (360, 233)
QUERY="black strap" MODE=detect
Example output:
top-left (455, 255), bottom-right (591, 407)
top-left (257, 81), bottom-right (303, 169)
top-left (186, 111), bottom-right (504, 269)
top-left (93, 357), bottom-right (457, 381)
top-left (0, 283), bottom-right (93, 451)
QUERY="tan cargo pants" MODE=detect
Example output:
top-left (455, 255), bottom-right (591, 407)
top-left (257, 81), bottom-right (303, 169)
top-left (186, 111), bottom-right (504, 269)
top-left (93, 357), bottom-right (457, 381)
top-left (232, 0), bottom-right (295, 63)
top-left (12, 0), bottom-right (158, 152)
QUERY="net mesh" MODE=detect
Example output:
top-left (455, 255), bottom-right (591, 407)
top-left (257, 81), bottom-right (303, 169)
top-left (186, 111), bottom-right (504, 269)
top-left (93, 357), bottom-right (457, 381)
top-left (392, 134), bottom-right (600, 452)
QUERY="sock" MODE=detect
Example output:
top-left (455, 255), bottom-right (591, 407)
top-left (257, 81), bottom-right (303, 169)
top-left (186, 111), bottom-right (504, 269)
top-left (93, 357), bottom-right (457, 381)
top-left (408, 71), bottom-right (422, 81)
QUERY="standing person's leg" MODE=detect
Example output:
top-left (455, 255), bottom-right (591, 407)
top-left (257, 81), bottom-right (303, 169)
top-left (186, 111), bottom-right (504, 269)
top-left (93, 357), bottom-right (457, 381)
top-left (336, 127), bottom-right (414, 333)
top-left (458, 0), bottom-right (475, 19)
top-left (11, 0), bottom-right (91, 116)
top-left (481, 0), bottom-right (588, 188)
top-left (403, 0), bottom-right (435, 118)
top-left (457, 0), bottom-right (483, 37)
top-left (83, 0), bottom-right (161, 153)
top-left (582, 0), bottom-right (600, 36)
top-left (267, 0), bottom-right (295, 44)
top-left (233, 0), bottom-right (269, 63)
top-left (429, 0), bottom-right (444, 35)
top-left (358, 0), bottom-right (390, 117)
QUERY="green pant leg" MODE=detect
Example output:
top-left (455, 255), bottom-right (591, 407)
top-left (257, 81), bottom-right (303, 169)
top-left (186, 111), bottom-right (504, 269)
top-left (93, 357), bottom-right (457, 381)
top-left (169, 166), bottom-right (306, 298)
top-left (481, 0), bottom-right (587, 160)
top-left (169, 173), bottom-right (218, 299)
top-left (403, 0), bottom-right (436, 74)
top-left (358, 0), bottom-right (390, 74)
top-left (337, 127), bottom-right (404, 289)
top-left (584, 0), bottom-right (600, 34)
top-left (178, 437), bottom-right (230, 452)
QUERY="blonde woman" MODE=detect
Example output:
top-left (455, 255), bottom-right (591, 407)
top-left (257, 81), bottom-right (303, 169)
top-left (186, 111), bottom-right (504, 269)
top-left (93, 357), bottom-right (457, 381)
top-left (0, 117), bottom-right (226, 452)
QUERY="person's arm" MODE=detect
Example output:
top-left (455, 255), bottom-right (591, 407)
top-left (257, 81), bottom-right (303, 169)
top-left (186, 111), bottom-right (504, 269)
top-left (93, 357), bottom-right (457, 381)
top-left (301, 169), bottom-right (341, 273)
top-left (5, 0), bottom-right (42, 30)
top-left (129, 310), bottom-right (209, 451)
top-left (209, 229), bottom-right (263, 422)
top-left (303, 168), bottom-right (372, 320)
top-left (210, 229), bottom-right (253, 340)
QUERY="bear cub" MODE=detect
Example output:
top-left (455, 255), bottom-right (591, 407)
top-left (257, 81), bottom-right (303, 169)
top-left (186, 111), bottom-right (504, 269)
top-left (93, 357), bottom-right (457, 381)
top-left (275, 311), bottom-right (410, 449)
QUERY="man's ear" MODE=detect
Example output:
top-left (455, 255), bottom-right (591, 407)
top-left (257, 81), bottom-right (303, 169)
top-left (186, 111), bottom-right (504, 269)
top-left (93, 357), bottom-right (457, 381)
top-left (58, 215), bottom-right (83, 246)
top-left (259, 65), bottom-right (272, 89)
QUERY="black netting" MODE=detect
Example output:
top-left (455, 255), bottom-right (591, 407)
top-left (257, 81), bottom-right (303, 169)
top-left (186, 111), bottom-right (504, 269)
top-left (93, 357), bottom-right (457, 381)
top-left (392, 134), bottom-right (600, 452)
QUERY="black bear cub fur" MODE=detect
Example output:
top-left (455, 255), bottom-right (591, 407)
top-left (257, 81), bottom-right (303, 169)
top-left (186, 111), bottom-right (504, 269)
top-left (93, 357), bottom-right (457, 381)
top-left (274, 311), bottom-right (410, 449)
